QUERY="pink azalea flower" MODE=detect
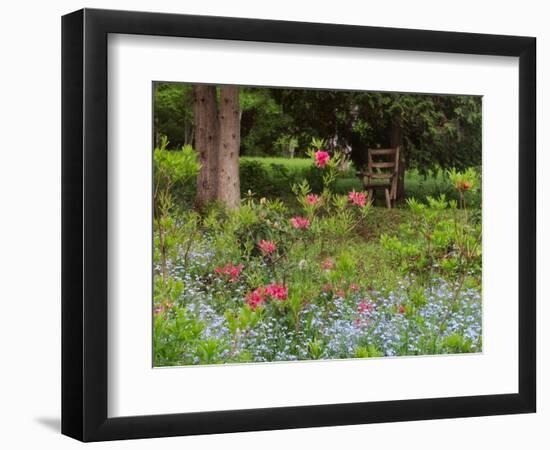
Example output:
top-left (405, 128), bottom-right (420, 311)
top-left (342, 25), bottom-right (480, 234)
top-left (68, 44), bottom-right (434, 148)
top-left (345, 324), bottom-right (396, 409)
top-left (246, 287), bottom-right (266, 310)
top-left (264, 283), bottom-right (289, 301)
top-left (258, 239), bottom-right (276, 255)
top-left (290, 216), bottom-right (310, 229)
top-left (305, 194), bottom-right (321, 205)
top-left (348, 190), bottom-right (367, 207)
top-left (314, 151), bottom-right (330, 168)
top-left (214, 263), bottom-right (244, 282)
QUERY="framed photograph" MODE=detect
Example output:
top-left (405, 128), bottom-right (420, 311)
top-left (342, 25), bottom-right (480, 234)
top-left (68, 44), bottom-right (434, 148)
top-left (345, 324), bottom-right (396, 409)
top-left (62, 8), bottom-right (536, 442)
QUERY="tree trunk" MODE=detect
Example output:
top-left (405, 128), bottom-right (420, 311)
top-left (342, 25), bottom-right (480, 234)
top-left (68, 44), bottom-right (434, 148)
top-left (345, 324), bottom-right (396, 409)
top-left (390, 118), bottom-right (405, 202)
top-left (217, 86), bottom-right (241, 209)
top-left (193, 85), bottom-right (219, 207)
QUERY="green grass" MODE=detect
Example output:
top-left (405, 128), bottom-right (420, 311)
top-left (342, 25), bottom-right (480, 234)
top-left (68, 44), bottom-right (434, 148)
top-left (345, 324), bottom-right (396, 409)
top-left (240, 156), bottom-right (312, 169)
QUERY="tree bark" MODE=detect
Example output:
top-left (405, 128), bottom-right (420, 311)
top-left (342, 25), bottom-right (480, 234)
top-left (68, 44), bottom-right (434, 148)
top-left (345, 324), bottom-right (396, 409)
top-left (217, 86), bottom-right (241, 209)
top-left (193, 85), bottom-right (219, 207)
top-left (390, 118), bottom-right (405, 202)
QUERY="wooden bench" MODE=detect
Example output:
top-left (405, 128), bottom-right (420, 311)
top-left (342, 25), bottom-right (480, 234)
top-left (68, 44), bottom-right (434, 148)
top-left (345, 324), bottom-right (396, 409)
top-left (358, 146), bottom-right (400, 209)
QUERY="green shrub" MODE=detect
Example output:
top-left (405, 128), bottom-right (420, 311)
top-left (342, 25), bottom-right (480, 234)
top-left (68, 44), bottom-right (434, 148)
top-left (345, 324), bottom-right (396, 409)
top-left (239, 159), bottom-right (272, 196)
top-left (153, 137), bottom-right (200, 207)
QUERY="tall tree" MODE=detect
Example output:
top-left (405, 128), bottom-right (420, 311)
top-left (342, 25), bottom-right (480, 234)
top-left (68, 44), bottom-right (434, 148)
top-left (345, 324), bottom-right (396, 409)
top-left (192, 85), bottom-right (219, 206)
top-left (192, 85), bottom-right (242, 209)
top-left (217, 86), bottom-right (241, 209)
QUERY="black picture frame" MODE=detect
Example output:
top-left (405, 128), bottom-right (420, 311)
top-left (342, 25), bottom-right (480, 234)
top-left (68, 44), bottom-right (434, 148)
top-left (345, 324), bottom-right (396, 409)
top-left (61, 8), bottom-right (536, 442)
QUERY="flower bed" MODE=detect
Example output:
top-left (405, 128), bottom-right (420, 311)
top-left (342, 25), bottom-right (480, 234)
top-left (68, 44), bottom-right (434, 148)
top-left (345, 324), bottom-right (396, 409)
top-left (153, 148), bottom-right (482, 366)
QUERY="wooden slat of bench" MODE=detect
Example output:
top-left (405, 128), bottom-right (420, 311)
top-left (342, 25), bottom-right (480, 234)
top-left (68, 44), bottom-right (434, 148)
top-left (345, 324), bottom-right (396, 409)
top-left (370, 162), bottom-right (396, 169)
top-left (369, 148), bottom-right (397, 155)
top-left (364, 183), bottom-right (391, 189)
top-left (367, 172), bottom-right (393, 179)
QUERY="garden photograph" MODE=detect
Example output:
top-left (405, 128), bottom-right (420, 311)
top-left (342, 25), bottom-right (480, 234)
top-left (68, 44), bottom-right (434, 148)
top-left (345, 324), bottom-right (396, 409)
top-left (153, 82), bottom-right (482, 366)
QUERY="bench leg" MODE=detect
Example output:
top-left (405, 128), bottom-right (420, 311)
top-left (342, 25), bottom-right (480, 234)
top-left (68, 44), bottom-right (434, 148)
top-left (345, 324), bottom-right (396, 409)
top-left (384, 188), bottom-right (391, 209)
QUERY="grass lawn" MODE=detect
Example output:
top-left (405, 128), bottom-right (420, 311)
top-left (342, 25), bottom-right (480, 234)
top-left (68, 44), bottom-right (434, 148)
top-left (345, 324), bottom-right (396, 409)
top-left (240, 156), bottom-right (312, 170)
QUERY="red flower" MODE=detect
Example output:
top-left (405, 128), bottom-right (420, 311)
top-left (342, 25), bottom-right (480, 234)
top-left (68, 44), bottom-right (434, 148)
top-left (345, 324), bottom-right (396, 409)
top-left (456, 180), bottom-right (473, 192)
top-left (246, 287), bottom-right (266, 310)
top-left (305, 194), bottom-right (321, 205)
top-left (314, 151), bottom-right (330, 168)
top-left (246, 284), bottom-right (288, 309)
top-left (348, 190), bottom-right (367, 207)
top-left (258, 239), bottom-right (276, 255)
top-left (214, 262), bottom-right (244, 282)
top-left (321, 258), bottom-right (335, 270)
top-left (264, 283), bottom-right (289, 301)
top-left (398, 305), bottom-right (406, 314)
top-left (291, 216), bottom-right (310, 229)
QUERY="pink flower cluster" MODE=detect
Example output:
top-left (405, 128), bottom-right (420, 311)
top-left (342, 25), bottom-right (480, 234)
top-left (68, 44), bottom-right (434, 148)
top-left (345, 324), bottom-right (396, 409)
top-left (314, 151), bottom-right (330, 168)
top-left (246, 283), bottom-right (289, 310)
top-left (258, 239), bottom-right (276, 255)
top-left (214, 262), bottom-right (244, 282)
top-left (246, 287), bottom-right (265, 310)
top-left (290, 216), bottom-right (310, 229)
top-left (265, 284), bottom-right (289, 301)
top-left (305, 194), bottom-right (321, 205)
top-left (358, 300), bottom-right (374, 314)
top-left (348, 190), bottom-right (367, 207)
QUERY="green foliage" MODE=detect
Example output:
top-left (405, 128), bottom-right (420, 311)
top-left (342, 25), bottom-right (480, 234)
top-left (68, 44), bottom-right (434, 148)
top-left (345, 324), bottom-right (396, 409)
top-left (440, 333), bottom-right (476, 354)
top-left (239, 158), bottom-right (325, 198)
top-left (154, 137), bottom-right (201, 289)
top-left (154, 136), bottom-right (200, 207)
top-left (274, 134), bottom-right (299, 158)
top-left (380, 171), bottom-right (481, 287)
top-left (240, 88), bottom-right (293, 155)
top-left (154, 83), bottom-right (194, 148)
top-left (345, 92), bottom-right (482, 174)
top-left (153, 306), bottom-right (205, 366)
top-left (155, 83), bottom-right (481, 188)
top-left (354, 345), bottom-right (383, 358)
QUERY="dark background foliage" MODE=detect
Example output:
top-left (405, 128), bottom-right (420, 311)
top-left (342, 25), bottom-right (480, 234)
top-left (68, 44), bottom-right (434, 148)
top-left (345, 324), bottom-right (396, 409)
top-left (154, 83), bottom-right (482, 175)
